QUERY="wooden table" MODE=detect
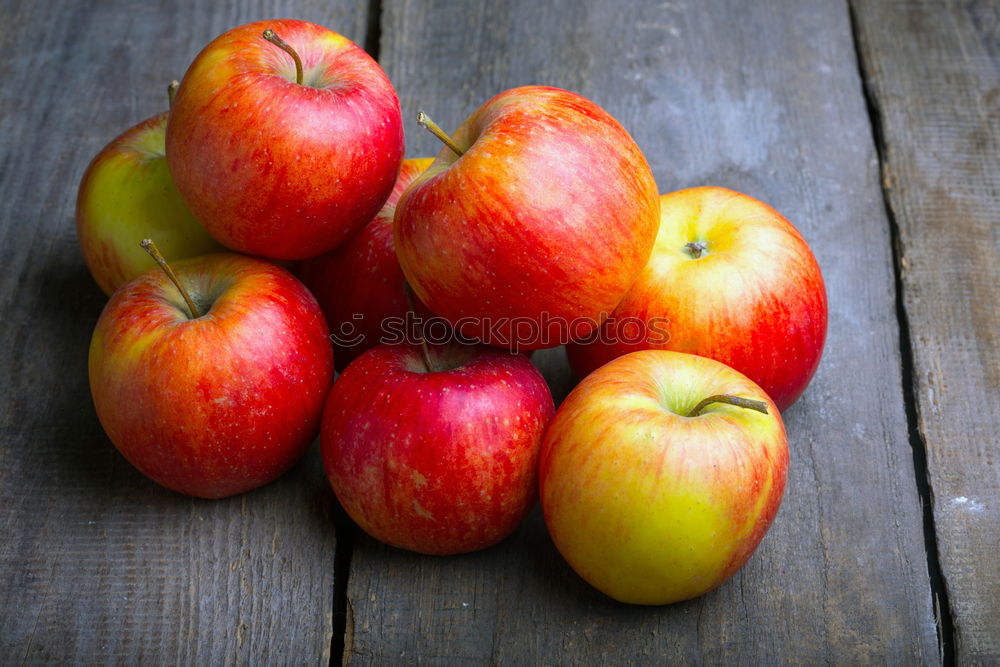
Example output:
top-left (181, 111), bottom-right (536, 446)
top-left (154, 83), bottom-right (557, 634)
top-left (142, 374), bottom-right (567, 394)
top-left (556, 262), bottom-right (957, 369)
top-left (2, 0), bottom-right (997, 663)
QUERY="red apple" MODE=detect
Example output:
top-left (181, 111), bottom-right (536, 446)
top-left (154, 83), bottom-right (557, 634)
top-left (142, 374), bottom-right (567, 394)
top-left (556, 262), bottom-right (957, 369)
top-left (567, 187), bottom-right (827, 410)
top-left (394, 86), bottom-right (660, 351)
top-left (321, 343), bottom-right (554, 554)
top-left (540, 349), bottom-right (788, 605)
top-left (89, 251), bottom-right (334, 498)
top-left (77, 111), bottom-right (223, 295)
top-left (166, 19), bottom-right (404, 260)
top-left (300, 157), bottom-right (434, 370)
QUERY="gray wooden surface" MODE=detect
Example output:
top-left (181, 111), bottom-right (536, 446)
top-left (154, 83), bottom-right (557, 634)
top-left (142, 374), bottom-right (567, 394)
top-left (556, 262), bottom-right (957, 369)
top-left (343, 0), bottom-right (939, 662)
top-left (853, 0), bottom-right (1000, 662)
top-left (0, 1), bottom-right (367, 662)
top-left (2, 0), bottom-right (997, 663)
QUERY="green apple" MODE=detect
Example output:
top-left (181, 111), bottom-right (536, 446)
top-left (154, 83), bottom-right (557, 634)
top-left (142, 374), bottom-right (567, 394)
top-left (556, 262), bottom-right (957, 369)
top-left (76, 107), bottom-right (222, 296)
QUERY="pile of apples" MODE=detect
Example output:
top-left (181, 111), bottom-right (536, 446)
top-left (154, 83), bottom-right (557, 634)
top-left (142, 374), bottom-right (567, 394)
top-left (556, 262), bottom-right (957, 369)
top-left (78, 19), bottom-right (826, 606)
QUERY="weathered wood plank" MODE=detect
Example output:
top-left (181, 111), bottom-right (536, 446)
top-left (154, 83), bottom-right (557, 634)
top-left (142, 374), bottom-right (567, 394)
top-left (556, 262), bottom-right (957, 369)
top-left (852, 0), bottom-right (1000, 662)
top-left (342, 0), bottom-right (941, 662)
top-left (0, 1), bottom-right (369, 661)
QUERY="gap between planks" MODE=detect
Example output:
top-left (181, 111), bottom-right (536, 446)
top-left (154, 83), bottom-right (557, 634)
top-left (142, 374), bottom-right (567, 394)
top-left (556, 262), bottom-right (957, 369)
top-left (330, 508), bottom-right (357, 666)
top-left (331, 2), bottom-right (383, 665)
top-left (847, 2), bottom-right (955, 664)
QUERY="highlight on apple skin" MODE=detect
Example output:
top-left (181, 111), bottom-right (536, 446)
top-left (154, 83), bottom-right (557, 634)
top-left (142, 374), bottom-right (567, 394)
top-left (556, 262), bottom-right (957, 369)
top-left (89, 253), bottom-right (334, 499)
top-left (299, 157), bottom-right (434, 370)
top-left (540, 349), bottom-right (788, 605)
top-left (321, 342), bottom-right (555, 555)
top-left (394, 85), bottom-right (661, 351)
top-left (76, 111), bottom-right (223, 296)
top-left (166, 19), bottom-right (405, 260)
top-left (567, 187), bottom-right (827, 411)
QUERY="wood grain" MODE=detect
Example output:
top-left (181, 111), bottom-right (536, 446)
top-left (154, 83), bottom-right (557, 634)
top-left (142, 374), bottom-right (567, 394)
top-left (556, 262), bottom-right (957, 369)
top-left (343, 0), bottom-right (940, 662)
top-left (853, 0), bottom-right (1000, 662)
top-left (0, 1), bottom-right (368, 662)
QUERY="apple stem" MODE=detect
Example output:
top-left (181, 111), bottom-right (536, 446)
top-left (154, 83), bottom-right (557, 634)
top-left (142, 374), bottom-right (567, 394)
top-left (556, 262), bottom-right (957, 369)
top-left (685, 241), bottom-right (708, 259)
top-left (403, 282), bottom-right (438, 372)
top-left (262, 28), bottom-right (303, 86)
top-left (687, 394), bottom-right (769, 417)
top-left (139, 239), bottom-right (202, 319)
top-left (417, 111), bottom-right (465, 157)
top-left (167, 80), bottom-right (179, 107)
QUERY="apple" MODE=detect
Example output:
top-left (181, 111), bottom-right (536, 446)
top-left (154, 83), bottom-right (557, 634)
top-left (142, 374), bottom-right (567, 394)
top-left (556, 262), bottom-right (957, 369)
top-left (393, 86), bottom-right (660, 351)
top-left (89, 247), bottom-right (334, 498)
top-left (540, 349), bottom-right (788, 605)
top-left (566, 187), bottom-right (827, 411)
top-left (166, 19), bottom-right (404, 260)
top-left (321, 342), bottom-right (554, 554)
top-left (300, 157), bottom-right (434, 370)
top-left (77, 109), bottom-right (223, 296)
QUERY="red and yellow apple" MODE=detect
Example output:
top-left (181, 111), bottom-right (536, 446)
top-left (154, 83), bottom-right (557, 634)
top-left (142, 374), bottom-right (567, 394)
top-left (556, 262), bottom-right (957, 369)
top-left (166, 19), bottom-right (404, 260)
top-left (394, 86), bottom-right (660, 350)
top-left (300, 157), bottom-right (433, 370)
top-left (567, 187), bottom-right (827, 411)
top-left (322, 343), bottom-right (554, 554)
top-left (76, 112), bottom-right (222, 295)
top-left (89, 252), bottom-right (334, 498)
top-left (540, 349), bottom-right (788, 605)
